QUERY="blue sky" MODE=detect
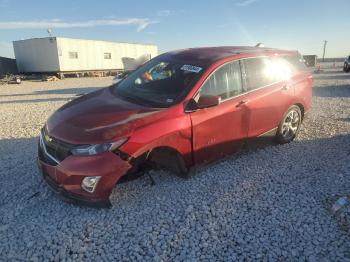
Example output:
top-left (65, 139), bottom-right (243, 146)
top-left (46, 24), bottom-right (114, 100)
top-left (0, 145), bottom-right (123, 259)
top-left (0, 0), bottom-right (349, 58)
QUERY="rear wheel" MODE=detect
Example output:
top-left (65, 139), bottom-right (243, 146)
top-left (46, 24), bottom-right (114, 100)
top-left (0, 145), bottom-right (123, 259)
top-left (276, 106), bottom-right (302, 144)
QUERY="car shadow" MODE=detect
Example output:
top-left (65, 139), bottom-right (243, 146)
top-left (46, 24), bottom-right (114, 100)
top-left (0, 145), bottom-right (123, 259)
top-left (0, 86), bottom-right (104, 104)
top-left (0, 86), bottom-right (101, 98)
top-left (0, 97), bottom-right (72, 104)
top-left (110, 133), bottom-right (350, 206)
top-left (313, 70), bottom-right (345, 75)
top-left (0, 136), bottom-right (41, 207)
top-left (313, 74), bottom-right (350, 80)
top-left (313, 84), bottom-right (350, 98)
top-left (1, 134), bottom-right (349, 210)
top-left (34, 87), bottom-right (101, 96)
top-left (317, 70), bottom-right (345, 74)
top-left (337, 118), bottom-right (350, 123)
top-left (1, 134), bottom-right (349, 261)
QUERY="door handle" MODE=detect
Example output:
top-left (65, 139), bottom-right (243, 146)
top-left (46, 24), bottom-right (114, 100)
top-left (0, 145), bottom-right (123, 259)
top-left (236, 100), bottom-right (247, 107)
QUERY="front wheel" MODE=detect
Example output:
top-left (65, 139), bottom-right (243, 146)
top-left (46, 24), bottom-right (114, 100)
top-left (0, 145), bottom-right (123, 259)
top-left (276, 106), bottom-right (302, 144)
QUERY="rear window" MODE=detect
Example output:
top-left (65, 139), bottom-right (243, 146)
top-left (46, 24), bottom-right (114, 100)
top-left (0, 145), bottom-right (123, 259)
top-left (242, 57), bottom-right (275, 91)
top-left (284, 54), bottom-right (307, 71)
top-left (242, 57), bottom-right (294, 91)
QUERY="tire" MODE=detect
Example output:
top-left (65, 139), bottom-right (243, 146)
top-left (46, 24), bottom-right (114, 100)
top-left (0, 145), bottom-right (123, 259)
top-left (148, 148), bottom-right (189, 178)
top-left (345, 63), bottom-right (350, 73)
top-left (276, 105), bottom-right (302, 144)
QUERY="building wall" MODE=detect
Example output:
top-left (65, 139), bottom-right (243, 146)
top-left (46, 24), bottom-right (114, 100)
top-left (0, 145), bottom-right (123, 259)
top-left (13, 38), bottom-right (60, 73)
top-left (56, 38), bottom-right (158, 71)
top-left (0, 56), bottom-right (18, 75)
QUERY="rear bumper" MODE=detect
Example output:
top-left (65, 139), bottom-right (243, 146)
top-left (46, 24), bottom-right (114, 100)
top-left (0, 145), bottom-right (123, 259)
top-left (38, 140), bottom-right (132, 208)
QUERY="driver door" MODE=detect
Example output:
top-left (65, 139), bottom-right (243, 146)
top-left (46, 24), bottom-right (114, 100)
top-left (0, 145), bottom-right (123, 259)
top-left (189, 60), bottom-right (249, 165)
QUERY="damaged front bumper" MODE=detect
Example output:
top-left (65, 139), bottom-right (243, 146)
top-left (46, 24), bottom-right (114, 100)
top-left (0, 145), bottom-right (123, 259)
top-left (38, 138), bottom-right (132, 208)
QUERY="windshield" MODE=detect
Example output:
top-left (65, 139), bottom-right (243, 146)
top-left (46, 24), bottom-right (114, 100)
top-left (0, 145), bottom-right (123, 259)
top-left (113, 57), bottom-right (205, 107)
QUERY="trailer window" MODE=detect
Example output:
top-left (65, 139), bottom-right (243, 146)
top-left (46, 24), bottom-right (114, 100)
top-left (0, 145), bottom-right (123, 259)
top-left (104, 53), bottom-right (111, 59)
top-left (69, 52), bottom-right (78, 59)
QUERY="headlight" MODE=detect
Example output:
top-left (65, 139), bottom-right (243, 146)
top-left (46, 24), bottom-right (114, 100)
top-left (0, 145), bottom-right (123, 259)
top-left (71, 138), bottom-right (127, 156)
top-left (81, 176), bottom-right (101, 193)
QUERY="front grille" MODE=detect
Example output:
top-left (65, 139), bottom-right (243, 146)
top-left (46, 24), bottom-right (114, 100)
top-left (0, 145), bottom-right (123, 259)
top-left (39, 127), bottom-right (74, 165)
top-left (38, 142), bottom-right (58, 166)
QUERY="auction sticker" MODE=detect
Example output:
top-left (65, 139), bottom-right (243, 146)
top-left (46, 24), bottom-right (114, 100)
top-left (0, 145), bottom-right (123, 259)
top-left (181, 65), bottom-right (202, 73)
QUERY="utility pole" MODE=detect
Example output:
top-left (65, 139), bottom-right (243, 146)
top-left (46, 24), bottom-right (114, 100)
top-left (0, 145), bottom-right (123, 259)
top-left (322, 40), bottom-right (328, 62)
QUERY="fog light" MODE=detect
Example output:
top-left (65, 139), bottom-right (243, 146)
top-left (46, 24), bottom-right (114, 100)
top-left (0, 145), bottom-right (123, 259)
top-left (81, 176), bottom-right (101, 193)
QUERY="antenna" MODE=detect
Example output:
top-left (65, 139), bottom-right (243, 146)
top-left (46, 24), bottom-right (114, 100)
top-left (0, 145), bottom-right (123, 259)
top-left (47, 28), bottom-right (52, 37)
top-left (255, 43), bottom-right (264, 48)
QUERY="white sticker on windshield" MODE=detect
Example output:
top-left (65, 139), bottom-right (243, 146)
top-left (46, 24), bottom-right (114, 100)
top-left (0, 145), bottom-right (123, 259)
top-left (181, 65), bottom-right (202, 73)
top-left (166, 98), bottom-right (174, 103)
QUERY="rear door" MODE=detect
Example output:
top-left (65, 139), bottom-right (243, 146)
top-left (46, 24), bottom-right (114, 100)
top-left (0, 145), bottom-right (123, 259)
top-left (241, 57), bottom-right (295, 138)
top-left (189, 60), bottom-right (250, 164)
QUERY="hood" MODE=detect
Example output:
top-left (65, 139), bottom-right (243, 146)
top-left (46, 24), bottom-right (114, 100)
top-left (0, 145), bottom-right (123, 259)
top-left (47, 87), bottom-right (162, 144)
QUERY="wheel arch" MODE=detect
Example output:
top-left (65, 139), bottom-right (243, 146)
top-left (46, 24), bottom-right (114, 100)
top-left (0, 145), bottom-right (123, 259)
top-left (128, 145), bottom-right (188, 177)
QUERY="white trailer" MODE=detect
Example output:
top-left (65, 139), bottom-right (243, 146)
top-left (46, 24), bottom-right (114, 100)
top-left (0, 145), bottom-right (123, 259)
top-left (13, 37), bottom-right (158, 75)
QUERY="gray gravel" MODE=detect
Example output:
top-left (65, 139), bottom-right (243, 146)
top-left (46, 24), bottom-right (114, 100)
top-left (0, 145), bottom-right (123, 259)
top-left (0, 71), bottom-right (349, 261)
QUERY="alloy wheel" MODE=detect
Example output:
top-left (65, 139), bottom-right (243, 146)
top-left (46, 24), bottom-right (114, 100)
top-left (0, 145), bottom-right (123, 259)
top-left (281, 110), bottom-right (300, 140)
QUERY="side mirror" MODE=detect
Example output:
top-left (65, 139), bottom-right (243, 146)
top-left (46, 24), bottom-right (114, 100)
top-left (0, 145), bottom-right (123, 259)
top-left (197, 95), bottom-right (221, 109)
top-left (184, 95), bottom-right (221, 113)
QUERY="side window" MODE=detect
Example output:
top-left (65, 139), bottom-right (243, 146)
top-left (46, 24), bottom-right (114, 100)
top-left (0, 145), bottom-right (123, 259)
top-left (242, 57), bottom-right (272, 91)
top-left (69, 52), bottom-right (78, 59)
top-left (266, 57), bottom-right (294, 82)
top-left (200, 61), bottom-right (243, 100)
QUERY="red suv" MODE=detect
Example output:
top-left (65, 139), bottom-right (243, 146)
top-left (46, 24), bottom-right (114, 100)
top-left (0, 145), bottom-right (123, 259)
top-left (38, 46), bottom-right (312, 207)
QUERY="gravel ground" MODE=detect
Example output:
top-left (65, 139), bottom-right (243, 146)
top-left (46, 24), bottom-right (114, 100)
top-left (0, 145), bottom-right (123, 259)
top-left (0, 71), bottom-right (349, 261)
